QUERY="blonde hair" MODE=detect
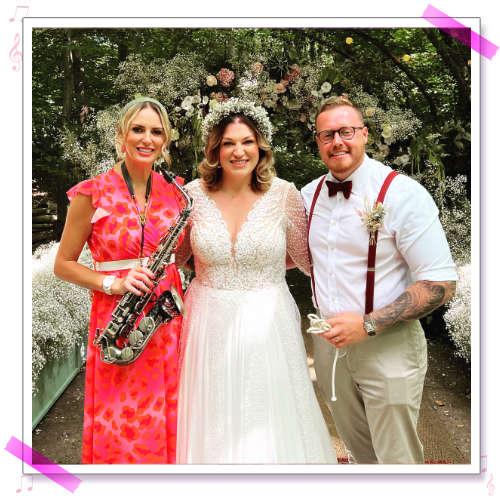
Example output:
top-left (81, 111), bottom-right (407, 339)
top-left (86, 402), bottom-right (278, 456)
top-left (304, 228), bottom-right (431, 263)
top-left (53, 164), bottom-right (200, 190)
top-left (198, 114), bottom-right (276, 192)
top-left (315, 96), bottom-right (365, 128)
top-left (115, 99), bottom-right (172, 166)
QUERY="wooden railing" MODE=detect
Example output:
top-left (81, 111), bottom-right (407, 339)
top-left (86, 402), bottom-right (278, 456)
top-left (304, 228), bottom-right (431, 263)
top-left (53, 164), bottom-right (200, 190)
top-left (32, 200), bottom-right (57, 250)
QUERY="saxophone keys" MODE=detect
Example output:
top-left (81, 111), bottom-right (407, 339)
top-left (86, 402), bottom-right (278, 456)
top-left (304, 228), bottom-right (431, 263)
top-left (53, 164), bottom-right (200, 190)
top-left (139, 316), bottom-right (155, 334)
top-left (129, 329), bottom-right (144, 347)
top-left (120, 347), bottom-right (134, 362)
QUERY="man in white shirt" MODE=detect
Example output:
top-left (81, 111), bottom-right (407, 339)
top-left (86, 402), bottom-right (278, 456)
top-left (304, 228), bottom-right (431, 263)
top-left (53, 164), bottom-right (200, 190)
top-left (301, 96), bottom-right (457, 464)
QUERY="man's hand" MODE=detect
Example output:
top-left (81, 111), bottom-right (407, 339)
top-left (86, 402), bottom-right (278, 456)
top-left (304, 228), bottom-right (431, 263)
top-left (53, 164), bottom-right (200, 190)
top-left (319, 312), bottom-right (367, 348)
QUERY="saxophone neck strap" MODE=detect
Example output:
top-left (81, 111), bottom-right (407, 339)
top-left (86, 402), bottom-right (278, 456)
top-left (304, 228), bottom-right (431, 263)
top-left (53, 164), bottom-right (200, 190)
top-left (121, 161), bottom-right (153, 257)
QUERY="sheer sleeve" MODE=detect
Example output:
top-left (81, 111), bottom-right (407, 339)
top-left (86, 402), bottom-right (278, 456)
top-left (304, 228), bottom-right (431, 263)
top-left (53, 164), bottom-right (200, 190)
top-left (175, 221), bottom-right (192, 268)
top-left (285, 182), bottom-right (311, 276)
top-left (174, 180), bottom-right (196, 268)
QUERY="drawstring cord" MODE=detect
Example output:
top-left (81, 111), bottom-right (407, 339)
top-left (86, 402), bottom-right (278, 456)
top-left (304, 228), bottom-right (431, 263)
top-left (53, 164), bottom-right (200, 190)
top-left (307, 313), bottom-right (345, 402)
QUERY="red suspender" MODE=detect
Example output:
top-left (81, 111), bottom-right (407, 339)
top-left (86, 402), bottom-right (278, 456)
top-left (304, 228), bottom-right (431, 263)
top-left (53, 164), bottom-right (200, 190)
top-left (365, 171), bottom-right (399, 313)
top-left (307, 175), bottom-right (326, 309)
top-left (307, 170), bottom-right (399, 315)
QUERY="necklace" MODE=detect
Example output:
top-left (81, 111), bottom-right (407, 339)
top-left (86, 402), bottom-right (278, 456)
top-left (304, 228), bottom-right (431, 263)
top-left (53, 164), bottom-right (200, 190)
top-left (121, 161), bottom-right (152, 258)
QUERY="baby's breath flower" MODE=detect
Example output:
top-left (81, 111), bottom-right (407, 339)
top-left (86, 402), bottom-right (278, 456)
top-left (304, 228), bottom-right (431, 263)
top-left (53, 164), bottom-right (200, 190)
top-left (444, 263), bottom-right (471, 363)
top-left (32, 242), bottom-right (92, 394)
top-left (201, 98), bottom-right (273, 145)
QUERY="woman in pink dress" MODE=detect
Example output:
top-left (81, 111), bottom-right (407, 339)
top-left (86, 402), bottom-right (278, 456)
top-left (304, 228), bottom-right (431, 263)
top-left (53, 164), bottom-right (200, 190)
top-left (54, 97), bottom-right (184, 464)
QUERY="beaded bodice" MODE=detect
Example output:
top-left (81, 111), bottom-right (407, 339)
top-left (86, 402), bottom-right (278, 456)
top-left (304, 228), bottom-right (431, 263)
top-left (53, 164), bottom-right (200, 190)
top-left (176, 178), bottom-right (310, 290)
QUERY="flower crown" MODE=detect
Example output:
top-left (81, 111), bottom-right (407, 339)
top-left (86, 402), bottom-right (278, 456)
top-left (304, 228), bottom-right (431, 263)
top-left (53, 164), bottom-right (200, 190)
top-left (201, 98), bottom-right (273, 145)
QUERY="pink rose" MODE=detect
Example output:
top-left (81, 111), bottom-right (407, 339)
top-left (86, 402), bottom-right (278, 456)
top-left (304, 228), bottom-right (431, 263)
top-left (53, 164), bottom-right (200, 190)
top-left (252, 62), bottom-right (263, 74)
top-left (216, 68), bottom-right (235, 88)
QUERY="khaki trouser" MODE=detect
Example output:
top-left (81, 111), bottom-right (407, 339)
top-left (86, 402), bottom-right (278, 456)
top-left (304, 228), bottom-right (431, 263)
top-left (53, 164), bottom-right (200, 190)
top-left (313, 320), bottom-right (427, 464)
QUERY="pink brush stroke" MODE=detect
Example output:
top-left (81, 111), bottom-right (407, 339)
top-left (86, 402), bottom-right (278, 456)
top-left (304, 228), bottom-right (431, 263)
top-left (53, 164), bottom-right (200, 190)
top-left (423, 4), bottom-right (498, 60)
top-left (5, 436), bottom-right (81, 493)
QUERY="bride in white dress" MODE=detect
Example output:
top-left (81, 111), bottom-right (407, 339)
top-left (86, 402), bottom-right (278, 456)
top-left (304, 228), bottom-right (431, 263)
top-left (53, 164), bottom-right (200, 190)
top-left (175, 99), bottom-right (337, 464)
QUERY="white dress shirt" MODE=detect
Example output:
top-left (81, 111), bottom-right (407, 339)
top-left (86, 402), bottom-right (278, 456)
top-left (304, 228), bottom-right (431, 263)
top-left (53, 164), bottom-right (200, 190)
top-left (301, 155), bottom-right (457, 319)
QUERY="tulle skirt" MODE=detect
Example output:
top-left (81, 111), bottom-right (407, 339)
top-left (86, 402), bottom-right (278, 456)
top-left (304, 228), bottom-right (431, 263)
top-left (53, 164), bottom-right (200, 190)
top-left (176, 279), bottom-right (337, 464)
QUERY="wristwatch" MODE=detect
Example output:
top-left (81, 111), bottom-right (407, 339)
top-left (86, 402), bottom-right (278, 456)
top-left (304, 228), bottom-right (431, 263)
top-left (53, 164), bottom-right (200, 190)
top-left (363, 314), bottom-right (377, 336)
top-left (102, 275), bottom-right (116, 295)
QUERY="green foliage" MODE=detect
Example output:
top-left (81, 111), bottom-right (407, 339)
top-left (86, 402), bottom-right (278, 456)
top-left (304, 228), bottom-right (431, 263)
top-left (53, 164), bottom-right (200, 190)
top-left (33, 27), bottom-right (471, 245)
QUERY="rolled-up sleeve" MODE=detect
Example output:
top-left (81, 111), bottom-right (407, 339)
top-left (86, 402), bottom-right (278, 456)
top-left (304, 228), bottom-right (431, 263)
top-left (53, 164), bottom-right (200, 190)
top-left (388, 176), bottom-right (457, 282)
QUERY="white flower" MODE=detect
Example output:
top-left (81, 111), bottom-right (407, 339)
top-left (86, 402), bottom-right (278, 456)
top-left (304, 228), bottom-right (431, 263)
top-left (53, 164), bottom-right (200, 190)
top-left (201, 98), bottom-right (273, 145)
top-left (356, 197), bottom-right (386, 244)
top-left (206, 75), bottom-right (217, 87)
top-left (171, 128), bottom-right (179, 141)
top-left (444, 263), bottom-right (471, 363)
top-left (32, 242), bottom-right (91, 394)
top-left (381, 124), bottom-right (393, 139)
top-left (320, 81), bottom-right (332, 94)
top-left (181, 96), bottom-right (193, 110)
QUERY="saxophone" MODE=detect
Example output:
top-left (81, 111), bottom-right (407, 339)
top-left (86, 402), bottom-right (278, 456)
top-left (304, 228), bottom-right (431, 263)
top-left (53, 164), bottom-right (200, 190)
top-left (93, 170), bottom-right (192, 366)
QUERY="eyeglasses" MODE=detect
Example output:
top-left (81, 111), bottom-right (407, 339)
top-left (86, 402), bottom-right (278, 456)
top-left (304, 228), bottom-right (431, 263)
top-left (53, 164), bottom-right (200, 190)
top-left (316, 126), bottom-right (364, 144)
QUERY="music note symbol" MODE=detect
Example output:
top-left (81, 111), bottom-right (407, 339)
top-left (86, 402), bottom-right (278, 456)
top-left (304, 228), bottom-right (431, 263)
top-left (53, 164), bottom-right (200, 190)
top-left (16, 474), bottom-right (33, 493)
top-left (487, 474), bottom-right (495, 496)
top-left (9, 5), bottom-right (30, 22)
top-left (9, 33), bottom-right (22, 72)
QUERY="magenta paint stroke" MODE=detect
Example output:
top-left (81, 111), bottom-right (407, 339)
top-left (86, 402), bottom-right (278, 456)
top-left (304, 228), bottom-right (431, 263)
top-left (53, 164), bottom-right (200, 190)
top-left (423, 4), bottom-right (498, 60)
top-left (5, 436), bottom-right (81, 493)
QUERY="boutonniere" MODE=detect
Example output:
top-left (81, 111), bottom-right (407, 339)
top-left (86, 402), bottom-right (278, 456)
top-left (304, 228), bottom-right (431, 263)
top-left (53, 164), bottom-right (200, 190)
top-left (357, 197), bottom-right (386, 244)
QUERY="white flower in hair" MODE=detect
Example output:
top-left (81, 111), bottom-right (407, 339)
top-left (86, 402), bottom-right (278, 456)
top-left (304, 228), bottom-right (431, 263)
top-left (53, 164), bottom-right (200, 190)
top-left (201, 98), bottom-right (273, 145)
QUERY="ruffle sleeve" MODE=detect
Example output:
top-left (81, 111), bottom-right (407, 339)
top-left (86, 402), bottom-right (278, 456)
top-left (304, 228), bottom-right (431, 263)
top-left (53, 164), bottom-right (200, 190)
top-left (67, 177), bottom-right (112, 224)
top-left (67, 178), bottom-right (100, 207)
top-left (285, 182), bottom-right (311, 276)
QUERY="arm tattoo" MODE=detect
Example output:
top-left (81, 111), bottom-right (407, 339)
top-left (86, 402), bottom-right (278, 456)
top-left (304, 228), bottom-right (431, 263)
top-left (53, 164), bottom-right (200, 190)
top-left (371, 280), bottom-right (456, 333)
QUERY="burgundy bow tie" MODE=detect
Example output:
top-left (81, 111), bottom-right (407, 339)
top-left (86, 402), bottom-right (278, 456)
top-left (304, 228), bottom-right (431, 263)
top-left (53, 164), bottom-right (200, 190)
top-left (325, 180), bottom-right (352, 199)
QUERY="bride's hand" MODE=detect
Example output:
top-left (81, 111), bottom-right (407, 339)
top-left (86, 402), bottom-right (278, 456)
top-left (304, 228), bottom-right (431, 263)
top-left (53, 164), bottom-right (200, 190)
top-left (113, 267), bottom-right (156, 296)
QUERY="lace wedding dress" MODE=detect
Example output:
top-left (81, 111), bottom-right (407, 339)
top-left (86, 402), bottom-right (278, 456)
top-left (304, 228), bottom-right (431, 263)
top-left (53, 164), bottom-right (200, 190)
top-left (176, 178), bottom-right (337, 464)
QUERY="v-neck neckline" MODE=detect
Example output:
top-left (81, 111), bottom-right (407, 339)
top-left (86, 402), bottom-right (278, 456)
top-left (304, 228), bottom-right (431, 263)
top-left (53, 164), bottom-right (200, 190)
top-left (198, 179), bottom-right (274, 255)
top-left (111, 167), bottom-right (154, 213)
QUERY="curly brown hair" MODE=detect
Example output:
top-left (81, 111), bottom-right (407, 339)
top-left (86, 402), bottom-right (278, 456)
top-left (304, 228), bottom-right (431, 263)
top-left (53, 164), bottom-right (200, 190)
top-left (198, 114), bottom-right (275, 192)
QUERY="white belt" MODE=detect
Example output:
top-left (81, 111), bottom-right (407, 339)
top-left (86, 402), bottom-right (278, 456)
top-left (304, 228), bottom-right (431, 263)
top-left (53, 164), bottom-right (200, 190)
top-left (94, 254), bottom-right (175, 272)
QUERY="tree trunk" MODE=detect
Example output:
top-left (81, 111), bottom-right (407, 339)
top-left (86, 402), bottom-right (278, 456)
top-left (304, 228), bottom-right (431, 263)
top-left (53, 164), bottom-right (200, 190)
top-left (55, 29), bottom-right (76, 239)
top-left (424, 29), bottom-right (470, 122)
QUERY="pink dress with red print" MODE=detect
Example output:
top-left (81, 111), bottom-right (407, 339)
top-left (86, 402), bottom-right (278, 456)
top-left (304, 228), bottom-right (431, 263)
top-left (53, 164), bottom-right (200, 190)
top-left (67, 168), bottom-right (184, 464)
